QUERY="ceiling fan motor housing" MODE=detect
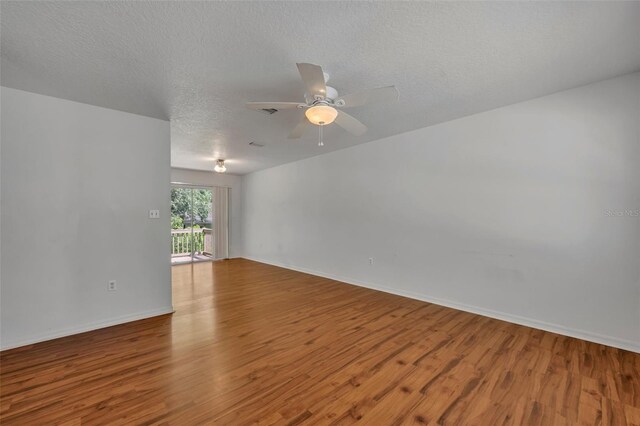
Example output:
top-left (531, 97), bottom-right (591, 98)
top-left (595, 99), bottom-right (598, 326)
top-left (324, 86), bottom-right (338, 101)
top-left (306, 85), bottom-right (339, 104)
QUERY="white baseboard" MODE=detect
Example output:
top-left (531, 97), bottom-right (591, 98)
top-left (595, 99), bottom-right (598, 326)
top-left (0, 306), bottom-right (175, 351)
top-left (243, 256), bottom-right (640, 353)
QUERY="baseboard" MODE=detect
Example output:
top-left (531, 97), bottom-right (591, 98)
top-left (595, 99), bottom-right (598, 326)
top-left (0, 306), bottom-right (175, 351)
top-left (243, 256), bottom-right (640, 353)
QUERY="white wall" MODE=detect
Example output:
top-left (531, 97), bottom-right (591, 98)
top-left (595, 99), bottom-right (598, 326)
top-left (1, 87), bottom-right (172, 350)
top-left (242, 72), bottom-right (640, 352)
top-left (170, 168), bottom-right (243, 258)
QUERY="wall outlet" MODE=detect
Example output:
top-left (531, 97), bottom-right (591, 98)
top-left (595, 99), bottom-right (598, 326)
top-left (149, 209), bottom-right (160, 219)
top-left (107, 280), bottom-right (117, 291)
top-left (369, 257), bottom-right (374, 266)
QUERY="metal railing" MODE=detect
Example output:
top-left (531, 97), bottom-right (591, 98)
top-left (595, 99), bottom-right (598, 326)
top-left (171, 228), bottom-right (213, 257)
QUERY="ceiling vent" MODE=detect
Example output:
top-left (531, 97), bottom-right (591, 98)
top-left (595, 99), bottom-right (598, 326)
top-left (249, 141), bottom-right (265, 147)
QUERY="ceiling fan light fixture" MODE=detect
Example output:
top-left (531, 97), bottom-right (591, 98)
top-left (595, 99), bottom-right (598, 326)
top-left (214, 159), bottom-right (226, 173)
top-left (305, 105), bottom-right (338, 126)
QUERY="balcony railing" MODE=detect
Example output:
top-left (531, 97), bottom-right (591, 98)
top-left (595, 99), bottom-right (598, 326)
top-left (171, 228), bottom-right (213, 257)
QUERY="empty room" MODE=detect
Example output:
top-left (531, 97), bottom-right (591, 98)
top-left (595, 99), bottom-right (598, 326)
top-left (1, 1), bottom-right (639, 424)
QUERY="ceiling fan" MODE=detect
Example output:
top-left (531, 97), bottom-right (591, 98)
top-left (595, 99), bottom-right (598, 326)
top-left (246, 63), bottom-right (398, 144)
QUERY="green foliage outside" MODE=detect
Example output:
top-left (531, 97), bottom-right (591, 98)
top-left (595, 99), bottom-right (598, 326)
top-left (171, 188), bottom-right (213, 254)
top-left (171, 215), bottom-right (184, 229)
top-left (171, 188), bottom-right (212, 228)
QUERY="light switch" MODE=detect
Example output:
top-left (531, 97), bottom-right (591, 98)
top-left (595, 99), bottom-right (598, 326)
top-left (149, 209), bottom-right (160, 219)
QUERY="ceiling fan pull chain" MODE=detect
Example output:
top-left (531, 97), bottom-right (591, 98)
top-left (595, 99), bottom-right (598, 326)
top-left (318, 123), bottom-right (324, 146)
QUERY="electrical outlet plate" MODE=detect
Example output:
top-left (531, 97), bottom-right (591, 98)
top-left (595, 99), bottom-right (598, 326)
top-left (108, 280), bottom-right (117, 291)
top-left (149, 209), bottom-right (160, 219)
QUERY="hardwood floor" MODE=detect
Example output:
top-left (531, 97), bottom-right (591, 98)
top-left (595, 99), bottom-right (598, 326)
top-left (1, 259), bottom-right (639, 425)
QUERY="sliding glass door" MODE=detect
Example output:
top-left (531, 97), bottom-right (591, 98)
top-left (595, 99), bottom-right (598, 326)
top-left (170, 186), bottom-right (214, 264)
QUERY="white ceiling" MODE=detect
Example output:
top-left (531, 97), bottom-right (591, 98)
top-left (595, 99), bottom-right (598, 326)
top-left (2, 2), bottom-right (639, 175)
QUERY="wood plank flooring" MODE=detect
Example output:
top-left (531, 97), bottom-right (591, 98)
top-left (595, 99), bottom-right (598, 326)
top-left (1, 258), bottom-right (639, 425)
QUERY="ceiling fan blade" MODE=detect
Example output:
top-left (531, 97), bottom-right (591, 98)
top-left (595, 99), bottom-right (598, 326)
top-left (288, 116), bottom-right (310, 139)
top-left (296, 63), bottom-right (327, 99)
top-left (334, 110), bottom-right (367, 136)
top-left (246, 102), bottom-right (304, 110)
top-left (336, 86), bottom-right (398, 108)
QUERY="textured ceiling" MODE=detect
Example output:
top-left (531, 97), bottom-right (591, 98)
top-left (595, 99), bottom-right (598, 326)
top-left (2, 1), bottom-right (639, 175)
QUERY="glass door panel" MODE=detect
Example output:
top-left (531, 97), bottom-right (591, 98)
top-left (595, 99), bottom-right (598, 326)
top-left (191, 188), bottom-right (214, 262)
top-left (171, 187), bottom-right (194, 264)
top-left (171, 186), bottom-right (214, 264)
